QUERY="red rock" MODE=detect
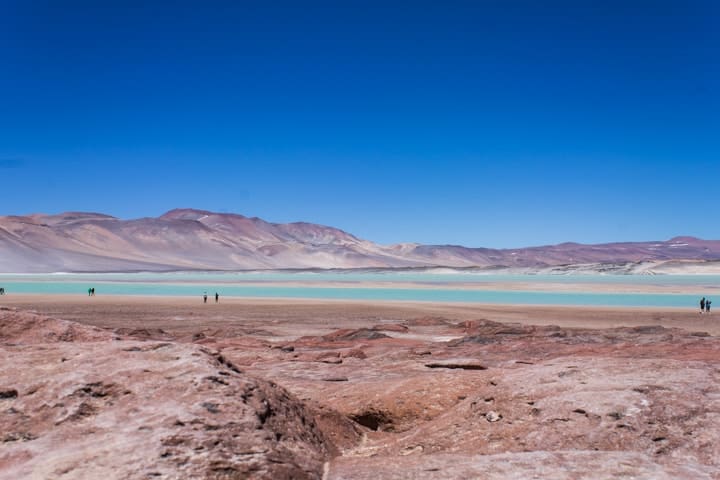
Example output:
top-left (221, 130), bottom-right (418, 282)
top-left (0, 308), bottom-right (116, 344)
top-left (327, 451), bottom-right (717, 479)
top-left (0, 312), bottom-right (341, 480)
top-left (4, 306), bottom-right (720, 479)
top-left (322, 329), bottom-right (389, 342)
top-left (341, 348), bottom-right (367, 360)
top-left (371, 323), bottom-right (409, 333)
top-left (425, 359), bottom-right (487, 370)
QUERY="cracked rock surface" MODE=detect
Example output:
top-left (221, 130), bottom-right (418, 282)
top-left (0, 309), bottom-right (339, 480)
top-left (2, 302), bottom-right (719, 479)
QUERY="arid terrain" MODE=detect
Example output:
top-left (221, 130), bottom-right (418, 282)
top-left (2, 209), bottom-right (720, 272)
top-left (2, 296), bottom-right (719, 479)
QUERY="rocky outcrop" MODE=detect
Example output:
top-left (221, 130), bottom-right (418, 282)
top-left (0, 307), bottom-right (117, 344)
top-left (217, 317), bottom-right (720, 479)
top-left (3, 306), bottom-right (720, 479)
top-left (0, 310), bottom-right (341, 480)
top-left (327, 451), bottom-right (718, 479)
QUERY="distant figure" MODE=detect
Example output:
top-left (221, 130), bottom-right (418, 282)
top-left (91, 287), bottom-right (95, 296)
top-left (706, 299), bottom-right (712, 313)
top-left (0, 287), bottom-right (5, 295)
top-left (203, 292), bottom-right (208, 304)
top-left (215, 292), bottom-right (219, 303)
top-left (88, 287), bottom-right (92, 297)
top-left (700, 297), bottom-right (706, 313)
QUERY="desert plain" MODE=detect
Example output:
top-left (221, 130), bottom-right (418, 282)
top-left (1, 294), bottom-right (719, 479)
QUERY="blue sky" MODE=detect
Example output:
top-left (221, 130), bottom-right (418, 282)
top-left (1, 1), bottom-right (718, 248)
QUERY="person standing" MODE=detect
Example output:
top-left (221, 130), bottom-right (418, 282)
top-left (700, 297), bottom-right (706, 313)
top-left (215, 292), bottom-right (219, 303)
top-left (706, 299), bottom-right (712, 313)
top-left (203, 292), bottom-right (208, 304)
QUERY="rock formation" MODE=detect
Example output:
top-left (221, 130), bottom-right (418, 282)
top-left (2, 306), bottom-right (719, 479)
top-left (222, 321), bottom-right (720, 479)
top-left (0, 308), bottom-right (344, 479)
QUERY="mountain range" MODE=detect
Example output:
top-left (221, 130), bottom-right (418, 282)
top-left (1, 209), bottom-right (719, 273)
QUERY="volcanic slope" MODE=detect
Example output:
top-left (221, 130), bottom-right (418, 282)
top-left (1, 209), bottom-right (720, 271)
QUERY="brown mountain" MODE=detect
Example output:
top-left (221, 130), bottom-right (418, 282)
top-left (1, 209), bottom-right (719, 272)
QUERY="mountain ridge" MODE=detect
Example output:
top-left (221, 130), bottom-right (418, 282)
top-left (1, 209), bottom-right (719, 273)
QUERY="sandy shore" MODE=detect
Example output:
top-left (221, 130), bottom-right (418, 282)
top-left (2, 293), bottom-right (718, 336)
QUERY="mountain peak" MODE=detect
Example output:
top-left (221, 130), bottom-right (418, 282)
top-left (160, 208), bottom-right (217, 221)
top-left (1, 209), bottom-right (719, 272)
top-left (668, 236), bottom-right (701, 243)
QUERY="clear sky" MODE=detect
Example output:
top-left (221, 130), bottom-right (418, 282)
top-left (1, 1), bottom-right (718, 248)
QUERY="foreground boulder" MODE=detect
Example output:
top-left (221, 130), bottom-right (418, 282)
top-left (0, 307), bottom-right (116, 344)
top-left (0, 311), bottom-right (335, 479)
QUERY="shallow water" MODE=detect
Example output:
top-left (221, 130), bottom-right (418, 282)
top-left (2, 270), bottom-right (720, 285)
top-left (0, 271), bottom-right (717, 307)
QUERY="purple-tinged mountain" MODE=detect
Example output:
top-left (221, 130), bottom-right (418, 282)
top-left (1, 209), bottom-right (719, 272)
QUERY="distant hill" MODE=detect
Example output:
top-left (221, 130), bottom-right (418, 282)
top-left (1, 209), bottom-right (719, 272)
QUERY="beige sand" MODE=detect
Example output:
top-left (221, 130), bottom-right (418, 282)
top-left (2, 293), bottom-right (718, 336)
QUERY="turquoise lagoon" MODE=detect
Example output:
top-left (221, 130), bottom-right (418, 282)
top-left (0, 271), bottom-right (717, 308)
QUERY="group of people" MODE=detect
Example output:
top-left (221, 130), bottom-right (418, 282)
top-left (700, 297), bottom-right (712, 313)
top-left (203, 292), bottom-right (219, 304)
top-left (87, 287), bottom-right (96, 296)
